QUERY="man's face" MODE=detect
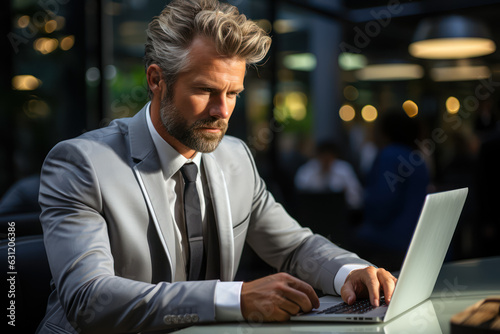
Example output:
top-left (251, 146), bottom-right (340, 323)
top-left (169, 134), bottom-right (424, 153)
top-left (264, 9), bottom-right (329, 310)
top-left (159, 36), bottom-right (246, 154)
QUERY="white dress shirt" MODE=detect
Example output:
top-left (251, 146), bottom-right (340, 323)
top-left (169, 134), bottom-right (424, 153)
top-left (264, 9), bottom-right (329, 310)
top-left (295, 159), bottom-right (364, 209)
top-left (145, 103), bottom-right (365, 320)
top-left (146, 104), bottom-right (242, 321)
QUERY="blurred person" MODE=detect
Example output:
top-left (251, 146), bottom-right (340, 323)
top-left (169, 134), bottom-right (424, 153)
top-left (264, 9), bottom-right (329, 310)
top-left (436, 130), bottom-right (478, 259)
top-left (294, 141), bottom-right (363, 210)
top-left (348, 121), bottom-right (378, 180)
top-left (355, 110), bottom-right (430, 271)
top-left (36, 1), bottom-right (397, 333)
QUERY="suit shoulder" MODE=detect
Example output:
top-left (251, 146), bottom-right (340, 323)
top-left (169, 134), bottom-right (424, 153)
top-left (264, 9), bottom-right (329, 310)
top-left (48, 118), bottom-right (132, 158)
top-left (80, 117), bottom-right (131, 142)
top-left (213, 135), bottom-right (250, 158)
top-left (219, 135), bottom-right (247, 147)
top-left (216, 136), bottom-right (248, 151)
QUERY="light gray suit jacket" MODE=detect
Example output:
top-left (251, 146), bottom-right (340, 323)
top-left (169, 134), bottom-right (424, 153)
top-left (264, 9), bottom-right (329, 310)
top-left (36, 105), bottom-right (370, 334)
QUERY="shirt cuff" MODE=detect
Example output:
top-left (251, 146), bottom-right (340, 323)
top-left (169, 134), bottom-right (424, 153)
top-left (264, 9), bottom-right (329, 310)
top-left (333, 264), bottom-right (369, 295)
top-left (214, 281), bottom-right (244, 321)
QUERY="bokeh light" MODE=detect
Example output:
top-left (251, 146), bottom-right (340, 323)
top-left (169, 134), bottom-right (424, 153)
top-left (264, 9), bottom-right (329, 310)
top-left (402, 100), bottom-right (419, 118)
top-left (361, 105), bottom-right (378, 122)
top-left (446, 96), bottom-right (460, 114)
top-left (339, 104), bottom-right (356, 122)
top-left (12, 75), bottom-right (41, 90)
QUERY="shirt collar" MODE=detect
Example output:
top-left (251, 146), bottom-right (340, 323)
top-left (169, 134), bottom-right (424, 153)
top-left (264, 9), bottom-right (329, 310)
top-left (146, 102), bottom-right (202, 180)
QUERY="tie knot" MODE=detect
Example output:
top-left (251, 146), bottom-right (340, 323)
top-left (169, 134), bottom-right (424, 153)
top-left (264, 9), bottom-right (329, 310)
top-left (180, 163), bottom-right (198, 183)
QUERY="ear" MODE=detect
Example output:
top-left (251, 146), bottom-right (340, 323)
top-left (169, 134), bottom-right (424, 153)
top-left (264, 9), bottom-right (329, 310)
top-left (146, 64), bottom-right (165, 99)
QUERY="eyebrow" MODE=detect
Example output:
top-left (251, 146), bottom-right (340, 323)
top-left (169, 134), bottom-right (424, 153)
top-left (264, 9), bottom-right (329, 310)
top-left (192, 79), bottom-right (245, 93)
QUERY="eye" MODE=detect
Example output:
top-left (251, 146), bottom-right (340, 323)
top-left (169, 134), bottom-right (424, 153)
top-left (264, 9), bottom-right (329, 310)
top-left (228, 91), bottom-right (241, 98)
top-left (195, 87), bottom-right (214, 95)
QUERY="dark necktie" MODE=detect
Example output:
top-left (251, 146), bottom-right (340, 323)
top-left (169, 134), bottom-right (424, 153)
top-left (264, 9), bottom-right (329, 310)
top-left (180, 163), bottom-right (205, 280)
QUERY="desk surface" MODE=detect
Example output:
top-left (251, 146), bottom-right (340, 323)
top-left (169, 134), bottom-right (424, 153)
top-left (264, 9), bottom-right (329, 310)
top-left (176, 256), bottom-right (500, 334)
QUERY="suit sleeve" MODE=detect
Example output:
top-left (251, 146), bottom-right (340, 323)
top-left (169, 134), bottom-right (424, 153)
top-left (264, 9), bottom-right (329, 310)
top-left (39, 140), bottom-right (217, 334)
top-left (239, 141), bottom-right (372, 295)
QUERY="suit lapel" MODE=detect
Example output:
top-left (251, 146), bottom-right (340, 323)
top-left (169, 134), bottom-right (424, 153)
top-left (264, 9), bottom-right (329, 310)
top-left (129, 106), bottom-right (176, 281)
top-left (202, 153), bottom-right (235, 281)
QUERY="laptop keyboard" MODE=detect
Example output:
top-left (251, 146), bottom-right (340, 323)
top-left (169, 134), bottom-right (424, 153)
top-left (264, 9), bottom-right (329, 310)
top-left (317, 297), bottom-right (386, 315)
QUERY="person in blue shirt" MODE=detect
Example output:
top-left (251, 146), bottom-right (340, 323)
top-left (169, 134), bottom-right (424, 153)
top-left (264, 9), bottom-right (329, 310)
top-left (355, 110), bottom-right (430, 271)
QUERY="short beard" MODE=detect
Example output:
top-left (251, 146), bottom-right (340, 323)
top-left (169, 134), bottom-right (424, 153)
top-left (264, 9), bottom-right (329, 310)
top-left (159, 96), bottom-right (228, 153)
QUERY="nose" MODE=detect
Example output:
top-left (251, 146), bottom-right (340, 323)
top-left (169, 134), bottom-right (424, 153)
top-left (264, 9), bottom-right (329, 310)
top-left (208, 94), bottom-right (230, 119)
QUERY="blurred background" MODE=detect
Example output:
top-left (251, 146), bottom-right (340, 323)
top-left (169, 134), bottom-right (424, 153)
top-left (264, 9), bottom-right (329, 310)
top-left (2, 0), bottom-right (500, 271)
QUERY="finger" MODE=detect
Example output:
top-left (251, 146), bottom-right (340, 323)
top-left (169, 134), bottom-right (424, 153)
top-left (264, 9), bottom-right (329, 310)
top-left (287, 277), bottom-right (320, 309)
top-left (281, 285), bottom-right (314, 313)
top-left (260, 299), bottom-right (294, 322)
top-left (362, 268), bottom-right (381, 307)
top-left (340, 280), bottom-right (357, 305)
top-left (273, 308), bottom-right (293, 322)
top-left (276, 295), bottom-right (302, 316)
top-left (378, 270), bottom-right (397, 304)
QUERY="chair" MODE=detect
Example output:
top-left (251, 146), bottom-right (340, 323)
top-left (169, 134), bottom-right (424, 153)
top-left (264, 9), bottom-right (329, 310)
top-left (0, 174), bottom-right (42, 239)
top-left (0, 212), bottom-right (42, 238)
top-left (1, 235), bottom-right (52, 333)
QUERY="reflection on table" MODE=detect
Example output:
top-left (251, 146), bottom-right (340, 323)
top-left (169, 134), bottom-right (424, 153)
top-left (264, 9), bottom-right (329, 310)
top-left (175, 256), bottom-right (500, 334)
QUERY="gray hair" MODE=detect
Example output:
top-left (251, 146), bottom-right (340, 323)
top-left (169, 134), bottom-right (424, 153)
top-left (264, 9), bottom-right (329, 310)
top-left (144, 0), bottom-right (272, 99)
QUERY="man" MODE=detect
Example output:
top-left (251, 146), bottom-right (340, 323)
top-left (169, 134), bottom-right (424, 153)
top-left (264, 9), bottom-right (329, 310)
top-left (356, 111), bottom-right (429, 271)
top-left (37, 1), bottom-right (396, 333)
top-left (295, 141), bottom-right (364, 210)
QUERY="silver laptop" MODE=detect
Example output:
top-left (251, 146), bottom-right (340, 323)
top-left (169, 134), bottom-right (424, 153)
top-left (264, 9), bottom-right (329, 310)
top-left (291, 187), bottom-right (468, 323)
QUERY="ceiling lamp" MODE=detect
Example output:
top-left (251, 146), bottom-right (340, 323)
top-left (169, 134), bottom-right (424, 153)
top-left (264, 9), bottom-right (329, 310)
top-left (338, 52), bottom-right (367, 71)
top-left (431, 65), bottom-right (491, 82)
top-left (409, 15), bottom-right (496, 59)
top-left (283, 53), bottom-right (317, 71)
top-left (430, 59), bottom-right (491, 82)
top-left (355, 63), bottom-right (423, 81)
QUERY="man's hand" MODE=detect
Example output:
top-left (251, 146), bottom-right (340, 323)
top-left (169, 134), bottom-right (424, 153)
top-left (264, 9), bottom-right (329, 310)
top-left (340, 266), bottom-right (397, 307)
top-left (240, 272), bottom-right (320, 322)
